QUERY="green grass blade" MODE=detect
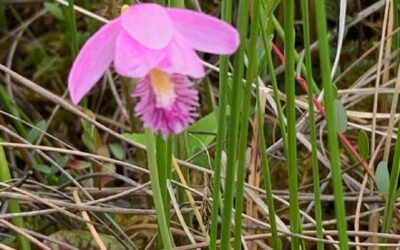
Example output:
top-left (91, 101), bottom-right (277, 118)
top-left (67, 0), bottom-right (79, 57)
top-left (255, 83), bottom-right (282, 249)
top-left (314, 0), bottom-right (349, 248)
top-left (219, 0), bottom-right (249, 247)
top-left (301, 0), bottom-right (324, 248)
top-left (382, 107), bottom-right (400, 234)
top-left (233, 0), bottom-right (261, 248)
top-left (0, 144), bottom-right (31, 250)
top-left (209, 0), bottom-right (234, 247)
top-left (283, 0), bottom-right (302, 248)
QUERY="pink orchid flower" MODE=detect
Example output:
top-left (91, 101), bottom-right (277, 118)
top-left (68, 3), bottom-right (239, 137)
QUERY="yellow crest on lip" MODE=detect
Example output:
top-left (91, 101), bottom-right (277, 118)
top-left (121, 4), bottom-right (130, 14)
top-left (149, 69), bottom-right (176, 108)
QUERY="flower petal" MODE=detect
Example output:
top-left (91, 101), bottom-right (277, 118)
top-left (68, 19), bottom-right (121, 104)
top-left (121, 4), bottom-right (174, 50)
top-left (158, 33), bottom-right (204, 78)
top-left (167, 8), bottom-right (239, 54)
top-left (114, 31), bottom-right (165, 78)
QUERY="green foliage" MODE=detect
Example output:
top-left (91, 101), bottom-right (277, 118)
top-left (376, 161), bottom-right (390, 195)
top-left (26, 120), bottom-right (46, 144)
top-left (357, 130), bottom-right (369, 158)
top-left (44, 3), bottom-right (66, 21)
top-left (109, 143), bottom-right (124, 160)
top-left (187, 111), bottom-right (218, 154)
top-left (334, 99), bottom-right (348, 132)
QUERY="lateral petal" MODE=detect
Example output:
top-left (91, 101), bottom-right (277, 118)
top-left (167, 8), bottom-right (239, 54)
top-left (68, 19), bottom-right (121, 104)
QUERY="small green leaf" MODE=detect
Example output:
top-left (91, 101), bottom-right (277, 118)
top-left (109, 143), bottom-right (124, 160)
top-left (26, 120), bottom-right (46, 143)
top-left (81, 134), bottom-right (96, 153)
top-left (35, 164), bottom-right (53, 174)
top-left (123, 133), bottom-right (146, 146)
top-left (334, 99), bottom-right (347, 132)
top-left (357, 130), bottom-right (369, 158)
top-left (96, 144), bottom-right (110, 158)
top-left (188, 111), bottom-right (218, 154)
top-left (376, 161), bottom-right (390, 195)
top-left (69, 160), bottom-right (91, 170)
top-left (44, 3), bottom-right (65, 21)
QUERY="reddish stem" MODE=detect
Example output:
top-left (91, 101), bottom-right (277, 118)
top-left (271, 43), bottom-right (375, 181)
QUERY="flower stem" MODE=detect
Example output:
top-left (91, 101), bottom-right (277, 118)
top-left (144, 129), bottom-right (174, 250)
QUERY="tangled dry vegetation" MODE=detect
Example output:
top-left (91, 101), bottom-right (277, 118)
top-left (1, 0), bottom-right (400, 249)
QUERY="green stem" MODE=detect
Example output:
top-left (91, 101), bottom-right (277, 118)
top-left (271, 16), bottom-right (320, 96)
top-left (233, 0), bottom-right (260, 248)
top-left (209, 0), bottom-right (233, 248)
top-left (156, 135), bottom-right (170, 220)
top-left (314, 0), bottom-right (349, 248)
top-left (259, 23), bottom-right (288, 155)
top-left (144, 129), bottom-right (174, 250)
top-left (169, 0), bottom-right (184, 7)
top-left (255, 79), bottom-right (281, 250)
top-left (156, 134), bottom-right (171, 249)
top-left (382, 107), bottom-right (400, 235)
top-left (67, 0), bottom-right (79, 57)
top-left (284, 0), bottom-right (302, 248)
top-left (301, 0), bottom-right (324, 249)
top-left (394, 0), bottom-right (400, 64)
top-left (0, 144), bottom-right (31, 250)
top-left (220, 0), bottom-right (249, 248)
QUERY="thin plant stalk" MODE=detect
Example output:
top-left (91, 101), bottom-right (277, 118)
top-left (233, 0), bottom-right (260, 248)
top-left (219, 0), bottom-right (249, 247)
top-left (209, 0), bottom-right (233, 247)
top-left (67, 0), bottom-right (79, 57)
top-left (382, 68), bottom-right (400, 234)
top-left (259, 24), bottom-right (288, 154)
top-left (255, 76), bottom-right (281, 250)
top-left (156, 135), bottom-right (170, 219)
top-left (314, 0), bottom-right (349, 248)
top-left (393, 0), bottom-right (400, 57)
top-left (381, 122), bottom-right (400, 236)
top-left (156, 134), bottom-right (172, 248)
top-left (0, 144), bottom-right (31, 250)
top-left (301, 0), bottom-right (324, 248)
top-left (169, 0), bottom-right (184, 7)
top-left (144, 129), bottom-right (174, 250)
top-left (284, 0), bottom-right (302, 248)
top-left (271, 16), bottom-right (321, 96)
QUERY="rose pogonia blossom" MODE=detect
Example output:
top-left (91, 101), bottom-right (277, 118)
top-left (68, 3), bottom-right (239, 137)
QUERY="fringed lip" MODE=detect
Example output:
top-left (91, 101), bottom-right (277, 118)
top-left (133, 70), bottom-right (199, 138)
